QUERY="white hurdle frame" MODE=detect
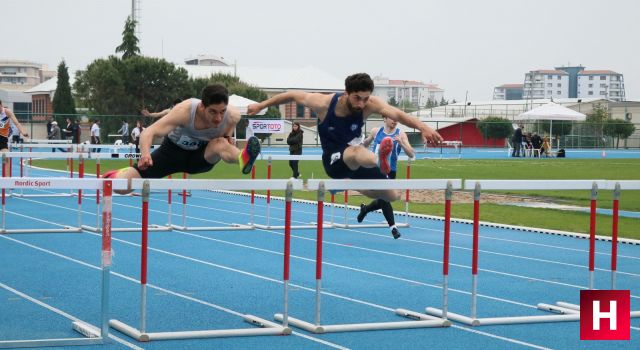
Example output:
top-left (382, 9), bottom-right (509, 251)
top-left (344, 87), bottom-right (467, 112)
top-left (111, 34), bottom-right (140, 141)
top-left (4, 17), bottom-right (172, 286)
top-left (252, 154), bottom-right (413, 230)
top-left (0, 168), bottom-right (101, 234)
top-left (168, 173), bottom-right (254, 232)
top-left (426, 179), bottom-right (640, 326)
top-left (272, 179), bottom-right (461, 333)
top-left (0, 179), bottom-right (124, 348)
top-left (109, 179), bottom-right (301, 341)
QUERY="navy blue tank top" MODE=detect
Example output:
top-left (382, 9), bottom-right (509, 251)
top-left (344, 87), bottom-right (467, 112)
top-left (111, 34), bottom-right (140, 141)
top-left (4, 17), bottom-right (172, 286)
top-left (318, 93), bottom-right (364, 154)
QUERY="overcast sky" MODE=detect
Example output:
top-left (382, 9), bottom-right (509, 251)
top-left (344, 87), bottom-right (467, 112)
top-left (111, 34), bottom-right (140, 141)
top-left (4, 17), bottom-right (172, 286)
top-left (3, 0), bottom-right (638, 101)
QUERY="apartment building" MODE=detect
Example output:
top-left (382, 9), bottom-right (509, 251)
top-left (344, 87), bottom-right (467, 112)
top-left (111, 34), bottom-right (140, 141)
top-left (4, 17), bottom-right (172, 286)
top-left (522, 70), bottom-right (570, 100)
top-left (372, 76), bottom-right (444, 108)
top-left (577, 70), bottom-right (625, 101)
top-left (493, 84), bottom-right (524, 100)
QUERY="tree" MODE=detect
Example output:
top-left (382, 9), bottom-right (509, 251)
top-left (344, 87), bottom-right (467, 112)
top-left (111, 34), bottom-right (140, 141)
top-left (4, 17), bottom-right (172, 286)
top-left (115, 16), bottom-right (140, 59)
top-left (440, 97), bottom-right (448, 106)
top-left (52, 60), bottom-right (76, 120)
top-left (476, 116), bottom-right (513, 146)
top-left (388, 97), bottom-right (398, 107)
top-left (585, 103), bottom-right (610, 147)
top-left (603, 119), bottom-right (635, 149)
top-left (425, 98), bottom-right (434, 109)
top-left (537, 120), bottom-right (573, 138)
top-left (451, 99), bottom-right (457, 104)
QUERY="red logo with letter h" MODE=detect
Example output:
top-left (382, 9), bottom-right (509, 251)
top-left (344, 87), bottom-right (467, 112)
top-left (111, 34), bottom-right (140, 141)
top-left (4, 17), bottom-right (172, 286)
top-left (580, 290), bottom-right (630, 340)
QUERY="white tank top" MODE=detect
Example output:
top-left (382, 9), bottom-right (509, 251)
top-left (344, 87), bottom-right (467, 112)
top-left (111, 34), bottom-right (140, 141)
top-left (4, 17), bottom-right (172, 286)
top-left (167, 98), bottom-right (230, 150)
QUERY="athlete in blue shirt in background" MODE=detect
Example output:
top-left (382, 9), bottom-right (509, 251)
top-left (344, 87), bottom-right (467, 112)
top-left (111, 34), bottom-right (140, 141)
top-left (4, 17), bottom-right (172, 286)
top-left (248, 73), bottom-right (442, 239)
top-left (360, 115), bottom-right (415, 237)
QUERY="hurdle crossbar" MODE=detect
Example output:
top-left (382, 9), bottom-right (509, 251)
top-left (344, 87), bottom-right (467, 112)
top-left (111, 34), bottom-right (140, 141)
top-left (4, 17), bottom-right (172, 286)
top-left (274, 179), bottom-right (459, 334)
top-left (0, 177), bottom-right (127, 234)
top-left (426, 180), bottom-right (640, 326)
top-left (0, 180), bottom-right (115, 348)
top-left (110, 180), bottom-right (297, 341)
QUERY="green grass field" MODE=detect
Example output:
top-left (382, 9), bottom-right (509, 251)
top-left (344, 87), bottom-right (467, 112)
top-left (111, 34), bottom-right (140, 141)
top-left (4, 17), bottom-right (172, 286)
top-left (33, 158), bottom-right (640, 239)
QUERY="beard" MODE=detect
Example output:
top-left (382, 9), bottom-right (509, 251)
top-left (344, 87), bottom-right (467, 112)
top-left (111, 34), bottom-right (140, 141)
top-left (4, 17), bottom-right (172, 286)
top-left (346, 99), bottom-right (363, 114)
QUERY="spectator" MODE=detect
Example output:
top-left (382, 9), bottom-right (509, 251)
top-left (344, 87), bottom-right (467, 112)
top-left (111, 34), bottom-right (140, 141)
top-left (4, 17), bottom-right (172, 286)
top-left (72, 119), bottom-right (81, 144)
top-left (511, 124), bottom-right (523, 157)
top-left (47, 121), bottom-right (65, 152)
top-left (90, 119), bottom-right (101, 152)
top-left (46, 116), bottom-right (54, 135)
top-left (524, 132), bottom-right (533, 157)
top-left (117, 120), bottom-right (130, 144)
top-left (286, 122), bottom-right (303, 178)
top-left (531, 132), bottom-right (542, 154)
top-left (541, 136), bottom-right (552, 157)
top-left (131, 120), bottom-right (143, 153)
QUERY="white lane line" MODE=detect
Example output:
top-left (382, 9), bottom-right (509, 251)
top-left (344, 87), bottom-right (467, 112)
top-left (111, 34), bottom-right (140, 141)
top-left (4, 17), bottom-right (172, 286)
top-left (0, 236), bottom-right (348, 350)
top-left (0, 281), bottom-right (143, 350)
top-left (1, 234), bottom-right (550, 349)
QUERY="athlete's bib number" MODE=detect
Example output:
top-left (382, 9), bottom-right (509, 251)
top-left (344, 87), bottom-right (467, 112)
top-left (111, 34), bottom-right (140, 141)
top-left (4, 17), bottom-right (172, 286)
top-left (177, 135), bottom-right (204, 150)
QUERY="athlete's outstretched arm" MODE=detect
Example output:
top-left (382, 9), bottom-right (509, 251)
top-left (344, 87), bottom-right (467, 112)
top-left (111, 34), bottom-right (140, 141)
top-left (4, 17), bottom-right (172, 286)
top-left (6, 109), bottom-right (28, 137)
top-left (137, 101), bottom-right (190, 169)
top-left (247, 91), bottom-right (328, 116)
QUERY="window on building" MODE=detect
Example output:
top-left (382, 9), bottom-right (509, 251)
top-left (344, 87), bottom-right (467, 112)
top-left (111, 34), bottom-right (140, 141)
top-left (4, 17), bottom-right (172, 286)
top-left (557, 75), bottom-right (562, 79)
top-left (600, 76), bottom-right (606, 80)
top-left (547, 75), bottom-right (553, 79)
top-left (589, 76), bottom-right (594, 80)
top-left (296, 103), bottom-right (305, 118)
top-left (547, 90), bottom-right (552, 94)
top-left (547, 83), bottom-right (552, 87)
top-left (588, 91), bottom-right (594, 95)
top-left (557, 83), bottom-right (561, 87)
top-left (588, 84), bottom-right (593, 88)
top-left (557, 91), bottom-right (561, 95)
top-left (600, 91), bottom-right (606, 95)
top-left (600, 83), bottom-right (607, 88)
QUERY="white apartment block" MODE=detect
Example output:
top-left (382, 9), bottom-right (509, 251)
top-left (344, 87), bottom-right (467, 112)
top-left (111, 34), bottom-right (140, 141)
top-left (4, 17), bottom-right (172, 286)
top-left (577, 70), bottom-right (625, 101)
top-left (373, 76), bottom-right (444, 108)
top-left (522, 70), bottom-right (570, 100)
top-left (0, 60), bottom-right (55, 91)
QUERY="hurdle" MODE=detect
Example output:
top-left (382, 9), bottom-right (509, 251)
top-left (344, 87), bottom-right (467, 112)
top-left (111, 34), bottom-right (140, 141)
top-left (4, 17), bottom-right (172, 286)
top-left (272, 178), bottom-right (459, 333)
top-left (426, 179), bottom-right (640, 326)
top-left (535, 180), bottom-right (640, 320)
top-left (0, 179), bottom-right (124, 348)
top-left (109, 178), bottom-right (301, 341)
top-left (252, 154), bottom-right (413, 230)
top-left (5, 152), bottom-right (81, 198)
top-left (168, 173), bottom-right (254, 231)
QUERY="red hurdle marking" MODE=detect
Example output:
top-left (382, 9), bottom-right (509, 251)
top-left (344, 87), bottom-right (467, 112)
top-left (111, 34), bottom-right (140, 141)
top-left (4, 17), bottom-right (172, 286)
top-left (611, 183), bottom-right (620, 289)
top-left (588, 184), bottom-right (597, 289)
top-left (96, 159), bottom-right (101, 204)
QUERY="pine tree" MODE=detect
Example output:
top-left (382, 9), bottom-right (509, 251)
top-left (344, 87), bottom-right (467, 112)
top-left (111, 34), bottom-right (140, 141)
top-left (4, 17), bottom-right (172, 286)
top-left (115, 16), bottom-right (140, 59)
top-left (52, 60), bottom-right (76, 116)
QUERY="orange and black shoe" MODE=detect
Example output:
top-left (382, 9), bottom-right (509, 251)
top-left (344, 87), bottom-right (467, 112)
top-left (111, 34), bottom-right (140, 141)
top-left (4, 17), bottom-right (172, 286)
top-left (378, 136), bottom-right (393, 176)
top-left (239, 136), bottom-right (261, 174)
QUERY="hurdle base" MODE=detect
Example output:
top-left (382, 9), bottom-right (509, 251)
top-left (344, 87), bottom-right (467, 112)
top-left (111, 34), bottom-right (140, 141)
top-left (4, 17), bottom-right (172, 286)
top-left (274, 313), bottom-right (447, 334)
top-left (110, 315), bottom-right (289, 342)
top-left (81, 224), bottom-right (171, 233)
top-left (170, 223), bottom-right (254, 231)
top-left (425, 307), bottom-right (580, 326)
top-left (332, 222), bottom-right (410, 229)
top-left (0, 227), bottom-right (82, 234)
top-left (253, 222), bottom-right (334, 230)
top-left (538, 301), bottom-right (640, 318)
top-left (0, 322), bottom-right (104, 349)
top-left (395, 308), bottom-right (452, 326)
top-left (11, 193), bottom-right (74, 198)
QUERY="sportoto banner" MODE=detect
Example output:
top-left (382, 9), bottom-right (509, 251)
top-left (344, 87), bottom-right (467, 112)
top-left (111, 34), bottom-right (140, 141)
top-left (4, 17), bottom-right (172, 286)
top-left (249, 120), bottom-right (285, 133)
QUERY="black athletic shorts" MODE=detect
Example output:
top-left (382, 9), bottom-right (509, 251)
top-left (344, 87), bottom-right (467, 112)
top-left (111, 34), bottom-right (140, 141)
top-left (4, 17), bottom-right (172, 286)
top-left (322, 147), bottom-right (387, 180)
top-left (0, 136), bottom-right (8, 150)
top-left (134, 137), bottom-right (218, 178)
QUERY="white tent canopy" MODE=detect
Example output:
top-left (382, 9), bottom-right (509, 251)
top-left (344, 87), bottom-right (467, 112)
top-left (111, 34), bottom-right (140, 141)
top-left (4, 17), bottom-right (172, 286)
top-left (230, 94), bottom-right (266, 115)
top-left (517, 102), bottom-right (586, 121)
top-left (517, 102), bottom-right (586, 141)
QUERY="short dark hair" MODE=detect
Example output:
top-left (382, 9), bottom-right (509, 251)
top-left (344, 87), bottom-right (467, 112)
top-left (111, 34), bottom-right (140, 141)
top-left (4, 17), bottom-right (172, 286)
top-left (201, 84), bottom-right (229, 106)
top-left (345, 73), bottom-right (374, 93)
